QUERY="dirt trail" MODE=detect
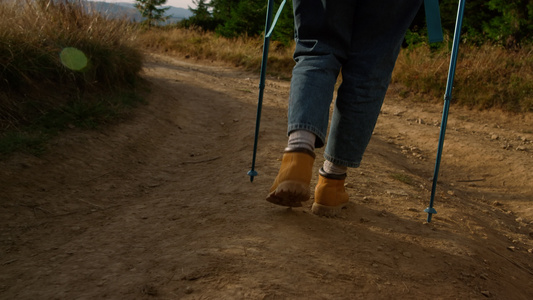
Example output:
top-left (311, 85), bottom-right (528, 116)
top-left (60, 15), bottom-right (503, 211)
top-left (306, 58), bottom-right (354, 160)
top-left (1, 54), bottom-right (532, 299)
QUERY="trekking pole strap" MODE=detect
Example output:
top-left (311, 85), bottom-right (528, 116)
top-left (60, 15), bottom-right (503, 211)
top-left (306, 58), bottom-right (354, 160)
top-left (424, 0), bottom-right (444, 43)
top-left (265, 0), bottom-right (287, 38)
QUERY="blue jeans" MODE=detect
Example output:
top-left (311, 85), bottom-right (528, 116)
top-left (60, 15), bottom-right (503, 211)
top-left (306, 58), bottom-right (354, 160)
top-left (288, 0), bottom-right (423, 167)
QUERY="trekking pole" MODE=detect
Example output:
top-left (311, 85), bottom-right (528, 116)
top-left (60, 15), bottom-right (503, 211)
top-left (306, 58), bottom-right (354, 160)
top-left (248, 0), bottom-right (287, 182)
top-left (425, 0), bottom-right (466, 222)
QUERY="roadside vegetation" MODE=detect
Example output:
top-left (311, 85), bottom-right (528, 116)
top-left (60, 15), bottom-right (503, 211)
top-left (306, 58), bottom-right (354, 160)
top-left (393, 43), bottom-right (532, 112)
top-left (0, 0), bottom-right (144, 156)
top-left (139, 27), bottom-right (533, 112)
top-left (138, 27), bottom-right (294, 79)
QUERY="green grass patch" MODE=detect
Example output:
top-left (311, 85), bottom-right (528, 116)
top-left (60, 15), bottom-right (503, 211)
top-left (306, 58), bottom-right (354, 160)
top-left (390, 173), bottom-right (415, 186)
top-left (0, 91), bottom-right (145, 158)
top-left (0, 131), bottom-right (49, 157)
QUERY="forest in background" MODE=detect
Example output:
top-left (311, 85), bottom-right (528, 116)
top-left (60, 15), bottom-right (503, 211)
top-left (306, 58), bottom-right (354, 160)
top-left (182, 0), bottom-right (533, 48)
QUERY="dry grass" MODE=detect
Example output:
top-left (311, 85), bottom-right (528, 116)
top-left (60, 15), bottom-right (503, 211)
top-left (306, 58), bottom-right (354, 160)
top-left (393, 44), bottom-right (533, 112)
top-left (0, 0), bottom-right (145, 156)
top-left (140, 28), bottom-right (532, 113)
top-left (138, 27), bottom-right (295, 79)
top-left (1, 0), bottom-right (142, 89)
top-left (0, 0), bottom-right (143, 128)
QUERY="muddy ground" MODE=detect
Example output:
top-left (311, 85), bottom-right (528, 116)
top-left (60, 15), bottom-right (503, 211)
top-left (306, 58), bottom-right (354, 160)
top-left (1, 53), bottom-right (533, 299)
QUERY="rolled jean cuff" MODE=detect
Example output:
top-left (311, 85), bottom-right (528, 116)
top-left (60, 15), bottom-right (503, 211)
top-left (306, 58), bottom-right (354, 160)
top-left (287, 123), bottom-right (326, 148)
top-left (323, 152), bottom-right (361, 168)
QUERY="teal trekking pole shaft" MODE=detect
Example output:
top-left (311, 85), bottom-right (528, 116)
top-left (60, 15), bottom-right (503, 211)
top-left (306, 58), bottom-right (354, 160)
top-left (248, 0), bottom-right (286, 182)
top-left (425, 0), bottom-right (466, 222)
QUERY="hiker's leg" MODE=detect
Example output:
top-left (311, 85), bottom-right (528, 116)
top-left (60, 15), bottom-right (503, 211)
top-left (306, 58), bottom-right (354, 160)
top-left (312, 0), bottom-right (423, 216)
top-left (287, 0), bottom-right (357, 147)
top-left (267, 1), bottom-right (357, 207)
top-left (324, 0), bottom-right (423, 168)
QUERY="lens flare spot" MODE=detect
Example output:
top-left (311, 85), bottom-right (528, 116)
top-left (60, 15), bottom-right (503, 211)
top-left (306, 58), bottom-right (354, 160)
top-left (60, 47), bottom-right (88, 71)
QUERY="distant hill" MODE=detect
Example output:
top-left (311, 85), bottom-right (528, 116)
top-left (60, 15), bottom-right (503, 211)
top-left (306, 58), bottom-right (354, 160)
top-left (85, 1), bottom-right (193, 24)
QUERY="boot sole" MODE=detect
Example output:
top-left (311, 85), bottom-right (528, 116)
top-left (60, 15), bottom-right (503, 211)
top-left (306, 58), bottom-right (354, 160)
top-left (266, 181), bottom-right (310, 207)
top-left (311, 202), bottom-right (347, 217)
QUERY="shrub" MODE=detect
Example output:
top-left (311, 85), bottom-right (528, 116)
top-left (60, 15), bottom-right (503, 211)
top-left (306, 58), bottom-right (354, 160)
top-left (0, 0), bottom-right (144, 128)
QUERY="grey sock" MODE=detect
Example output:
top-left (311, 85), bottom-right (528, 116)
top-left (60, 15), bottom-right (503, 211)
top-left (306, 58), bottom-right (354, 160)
top-left (287, 130), bottom-right (316, 152)
top-left (322, 160), bottom-right (347, 176)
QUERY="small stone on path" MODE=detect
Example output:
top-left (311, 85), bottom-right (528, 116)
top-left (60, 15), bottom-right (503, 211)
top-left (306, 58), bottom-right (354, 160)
top-left (481, 290), bottom-right (491, 297)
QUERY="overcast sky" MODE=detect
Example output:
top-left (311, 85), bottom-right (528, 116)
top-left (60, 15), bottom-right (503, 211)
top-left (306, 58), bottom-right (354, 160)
top-left (90, 0), bottom-right (196, 9)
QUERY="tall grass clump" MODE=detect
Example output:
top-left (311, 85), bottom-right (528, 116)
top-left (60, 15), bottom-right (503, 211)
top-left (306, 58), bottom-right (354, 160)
top-left (393, 43), bottom-right (533, 112)
top-left (0, 0), bottom-right (144, 156)
top-left (0, 0), bottom-right (143, 127)
top-left (138, 27), bottom-right (295, 79)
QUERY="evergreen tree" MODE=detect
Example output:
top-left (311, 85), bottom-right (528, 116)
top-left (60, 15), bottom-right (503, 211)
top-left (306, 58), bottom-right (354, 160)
top-left (184, 0), bottom-right (293, 43)
top-left (423, 0), bottom-right (532, 46)
top-left (184, 0), bottom-right (217, 31)
top-left (210, 0), bottom-right (240, 22)
top-left (211, 0), bottom-right (293, 42)
top-left (214, 0), bottom-right (265, 37)
top-left (439, 0), bottom-right (499, 45)
top-left (483, 0), bottom-right (533, 46)
top-left (269, 0), bottom-right (294, 45)
top-left (134, 0), bottom-right (170, 28)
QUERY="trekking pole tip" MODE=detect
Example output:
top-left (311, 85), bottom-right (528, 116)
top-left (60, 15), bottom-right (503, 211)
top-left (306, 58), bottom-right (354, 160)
top-left (247, 170), bottom-right (258, 182)
top-left (424, 207), bottom-right (437, 222)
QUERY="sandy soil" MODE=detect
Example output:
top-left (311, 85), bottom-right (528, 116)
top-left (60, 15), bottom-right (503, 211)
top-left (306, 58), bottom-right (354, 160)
top-left (1, 53), bottom-right (533, 299)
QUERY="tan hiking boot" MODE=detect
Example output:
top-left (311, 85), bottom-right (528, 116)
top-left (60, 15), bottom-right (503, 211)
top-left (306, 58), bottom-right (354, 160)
top-left (266, 148), bottom-right (315, 207)
top-left (312, 168), bottom-right (349, 217)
